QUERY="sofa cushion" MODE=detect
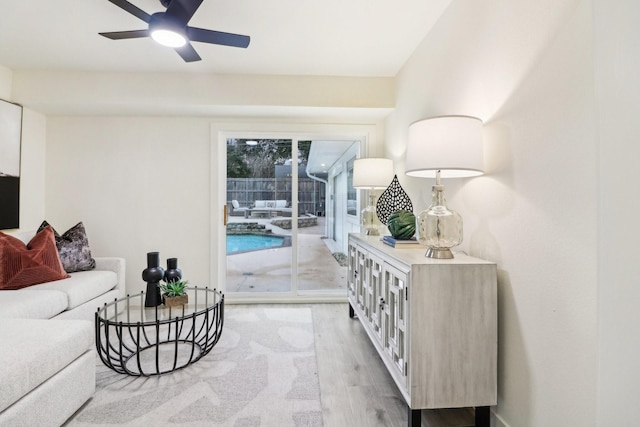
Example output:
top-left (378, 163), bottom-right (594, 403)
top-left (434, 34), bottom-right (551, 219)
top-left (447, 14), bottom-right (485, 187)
top-left (37, 221), bottom-right (96, 273)
top-left (0, 289), bottom-right (68, 319)
top-left (0, 226), bottom-right (70, 290)
top-left (0, 318), bottom-right (93, 413)
top-left (0, 351), bottom-right (95, 427)
top-left (26, 270), bottom-right (118, 310)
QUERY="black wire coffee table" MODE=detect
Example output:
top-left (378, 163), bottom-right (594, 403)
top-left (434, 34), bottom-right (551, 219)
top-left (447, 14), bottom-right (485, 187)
top-left (95, 286), bottom-right (224, 376)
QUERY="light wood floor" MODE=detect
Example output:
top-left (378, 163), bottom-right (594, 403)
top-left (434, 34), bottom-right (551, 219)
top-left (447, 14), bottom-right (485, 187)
top-left (248, 303), bottom-right (476, 427)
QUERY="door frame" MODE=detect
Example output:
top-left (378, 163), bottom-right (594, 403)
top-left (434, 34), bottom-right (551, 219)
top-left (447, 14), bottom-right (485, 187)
top-left (211, 122), bottom-right (377, 304)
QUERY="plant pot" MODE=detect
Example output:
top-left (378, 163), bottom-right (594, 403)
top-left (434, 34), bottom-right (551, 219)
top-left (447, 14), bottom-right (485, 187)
top-left (163, 294), bottom-right (188, 307)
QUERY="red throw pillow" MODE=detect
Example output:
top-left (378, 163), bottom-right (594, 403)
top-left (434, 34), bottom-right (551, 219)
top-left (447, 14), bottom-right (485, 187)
top-left (0, 226), bottom-right (71, 290)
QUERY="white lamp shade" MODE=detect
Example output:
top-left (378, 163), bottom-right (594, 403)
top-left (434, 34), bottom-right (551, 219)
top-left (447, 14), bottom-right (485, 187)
top-left (405, 116), bottom-right (484, 178)
top-left (353, 158), bottom-right (394, 189)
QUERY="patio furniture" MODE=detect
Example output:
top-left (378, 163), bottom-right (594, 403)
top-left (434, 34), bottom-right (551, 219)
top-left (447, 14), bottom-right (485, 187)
top-left (251, 200), bottom-right (292, 217)
top-left (231, 200), bottom-right (250, 217)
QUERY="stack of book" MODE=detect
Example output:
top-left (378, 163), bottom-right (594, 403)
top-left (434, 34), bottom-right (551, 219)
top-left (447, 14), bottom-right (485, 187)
top-left (381, 235), bottom-right (420, 247)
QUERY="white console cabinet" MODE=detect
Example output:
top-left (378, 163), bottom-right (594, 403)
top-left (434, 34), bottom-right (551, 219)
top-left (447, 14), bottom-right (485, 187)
top-left (347, 234), bottom-right (497, 427)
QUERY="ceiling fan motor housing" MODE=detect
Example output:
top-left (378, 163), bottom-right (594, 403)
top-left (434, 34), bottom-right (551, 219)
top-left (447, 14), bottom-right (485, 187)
top-left (148, 12), bottom-right (188, 47)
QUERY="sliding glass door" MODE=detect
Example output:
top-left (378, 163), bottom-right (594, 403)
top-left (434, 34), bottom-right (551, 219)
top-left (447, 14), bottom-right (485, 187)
top-left (226, 138), bottom-right (294, 294)
top-left (222, 133), bottom-right (361, 301)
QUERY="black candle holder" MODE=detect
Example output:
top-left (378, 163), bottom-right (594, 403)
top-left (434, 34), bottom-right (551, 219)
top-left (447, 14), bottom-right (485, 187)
top-left (164, 257), bottom-right (183, 283)
top-left (142, 252), bottom-right (164, 307)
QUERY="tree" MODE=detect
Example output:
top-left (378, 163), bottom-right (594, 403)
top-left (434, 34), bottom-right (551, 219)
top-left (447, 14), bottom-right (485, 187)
top-left (226, 139), bottom-right (310, 178)
top-left (226, 143), bottom-right (251, 178)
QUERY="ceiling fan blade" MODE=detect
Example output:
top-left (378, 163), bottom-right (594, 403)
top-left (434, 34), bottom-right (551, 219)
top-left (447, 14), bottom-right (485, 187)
top-left (175, 42), bottom-right (201, 62)
top-left (166, 0), bottom-right (204, 26)
top-left (105, 0), bottom-right (151, 23)
top-left (100, 29), bottom-right (150, 40)
top-left (187, 27), bottom-right (250, 48)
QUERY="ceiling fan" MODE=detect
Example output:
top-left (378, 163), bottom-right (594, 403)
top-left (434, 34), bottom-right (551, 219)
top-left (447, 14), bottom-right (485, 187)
top-left (99, 0), bottom-right (250, 62)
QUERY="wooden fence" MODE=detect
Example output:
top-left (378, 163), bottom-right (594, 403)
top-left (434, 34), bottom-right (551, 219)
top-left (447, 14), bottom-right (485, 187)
top-left (227, 178), bottom-right (326, 215)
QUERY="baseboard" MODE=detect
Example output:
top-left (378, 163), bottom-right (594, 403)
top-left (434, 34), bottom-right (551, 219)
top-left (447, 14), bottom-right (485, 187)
top-left (492, 409), bottom-right (512, 427)
top-left (225, 294), bottom-right (347, 304)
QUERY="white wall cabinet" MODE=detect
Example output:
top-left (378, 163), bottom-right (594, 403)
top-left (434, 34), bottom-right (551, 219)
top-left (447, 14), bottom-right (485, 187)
top-left (347, 234), bottom-right (497, 427)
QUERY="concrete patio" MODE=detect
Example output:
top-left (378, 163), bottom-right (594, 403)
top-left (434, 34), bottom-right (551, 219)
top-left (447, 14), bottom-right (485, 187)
top-left (226, 216), bottom-right (348, 293)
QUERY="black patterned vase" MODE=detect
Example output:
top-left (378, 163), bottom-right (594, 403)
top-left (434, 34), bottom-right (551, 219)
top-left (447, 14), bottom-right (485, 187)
top-left (376, 175), bottom-right (414, 226)
top-left (164, 258), bottom-right (183, 283)
top-left (142, 252), bottom-right (164, 307)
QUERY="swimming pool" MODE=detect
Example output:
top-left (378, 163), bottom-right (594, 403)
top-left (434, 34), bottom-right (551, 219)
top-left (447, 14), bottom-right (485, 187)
top-left (226, 234), bottom-right (287, 254)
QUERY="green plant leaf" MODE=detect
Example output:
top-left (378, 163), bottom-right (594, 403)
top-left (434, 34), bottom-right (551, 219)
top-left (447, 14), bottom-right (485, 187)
top-left (159, 279), bottom-right (188, 296)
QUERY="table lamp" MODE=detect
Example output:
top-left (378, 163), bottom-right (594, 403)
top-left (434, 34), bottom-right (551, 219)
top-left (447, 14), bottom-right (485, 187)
top-left (353, 158), bottom-right (394, 235)
top-left (405, 116), bottom-right (484, 258)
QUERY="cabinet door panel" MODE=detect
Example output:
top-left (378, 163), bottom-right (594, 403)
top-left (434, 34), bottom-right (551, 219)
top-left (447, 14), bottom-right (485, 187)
top-left (368, 253), bottom-right (384, 340)
top-left (356, 246), bottom-right (368, 311)
top-left (347, 242), bottom-right (358, 299)
top-left (384, 262), bottom-right (408, 377)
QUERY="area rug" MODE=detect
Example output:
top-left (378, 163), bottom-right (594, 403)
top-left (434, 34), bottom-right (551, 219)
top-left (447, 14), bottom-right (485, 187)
top-left (68, 307), bottom-right (323, 427)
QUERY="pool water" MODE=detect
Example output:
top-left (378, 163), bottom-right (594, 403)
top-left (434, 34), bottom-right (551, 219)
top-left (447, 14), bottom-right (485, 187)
top-left (227, 234), bottom-right (286, 254)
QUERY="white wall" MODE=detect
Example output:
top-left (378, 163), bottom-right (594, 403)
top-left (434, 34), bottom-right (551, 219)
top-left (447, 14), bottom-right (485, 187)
top-left (386, 0), bottom-right (598, 425)
top-left (594, 0), bottom-right (640, 424)
top-left (46, 116), bottom-right (213, 294)
top-left (11, 71), bottom-right (395, 117)
top-left (0, 66), bottom-right (12, 100)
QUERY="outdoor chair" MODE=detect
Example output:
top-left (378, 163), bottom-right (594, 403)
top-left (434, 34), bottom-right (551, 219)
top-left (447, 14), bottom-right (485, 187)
top-left (231, 200), bottom-right (250, 217)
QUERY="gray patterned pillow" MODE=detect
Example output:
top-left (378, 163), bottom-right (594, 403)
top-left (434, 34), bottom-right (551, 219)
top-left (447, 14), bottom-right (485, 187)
top-left (37, 221), bottom-right (96, 273)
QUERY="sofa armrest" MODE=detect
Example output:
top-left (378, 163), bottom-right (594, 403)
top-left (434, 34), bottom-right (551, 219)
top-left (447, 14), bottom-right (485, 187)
top-left (93, 257), bottom-right (125, 294)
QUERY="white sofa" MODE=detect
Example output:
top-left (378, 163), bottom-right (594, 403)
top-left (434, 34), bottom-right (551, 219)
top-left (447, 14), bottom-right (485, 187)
top-left (252, 200), bottom-right (292, 216)
top-left (0, 229), bottom-right (126, 426)
top-left (0, 256), bottom-right (125, 320)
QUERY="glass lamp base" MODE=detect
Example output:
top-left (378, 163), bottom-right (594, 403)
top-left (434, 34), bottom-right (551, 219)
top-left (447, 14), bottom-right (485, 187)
top-left (363, 226), bottom-right (380, 236)
top-left (425, 247), bottom-right (454, 259)
top-left (418, 184), bottom-right (462, 260)
top-left (361, 203), bottom-right (381, 236)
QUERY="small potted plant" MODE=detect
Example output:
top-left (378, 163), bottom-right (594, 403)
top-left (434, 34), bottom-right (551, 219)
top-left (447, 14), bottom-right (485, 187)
top-left (160, 279), bottom-right (189, 307)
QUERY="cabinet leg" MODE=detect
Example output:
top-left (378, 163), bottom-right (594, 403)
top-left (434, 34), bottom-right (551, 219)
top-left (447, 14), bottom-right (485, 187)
top-left (408, 407), bottom-right (421, 427)
top-left (348, 303), bottom-right (355, 318)
top-left (475, 406), bottom-right (490, 427)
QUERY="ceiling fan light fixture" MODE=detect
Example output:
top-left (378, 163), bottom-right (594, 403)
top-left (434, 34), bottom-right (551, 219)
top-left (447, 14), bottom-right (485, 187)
top-left (151, 28), bottom-right (186, 47)
top-left (100, 0), bottom-right (251, 62)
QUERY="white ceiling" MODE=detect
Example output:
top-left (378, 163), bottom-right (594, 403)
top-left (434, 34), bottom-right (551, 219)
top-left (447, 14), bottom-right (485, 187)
top-left (307, 140), bottom-right (357, 174)
top-left (0, 0), bottom-right (451, 77)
